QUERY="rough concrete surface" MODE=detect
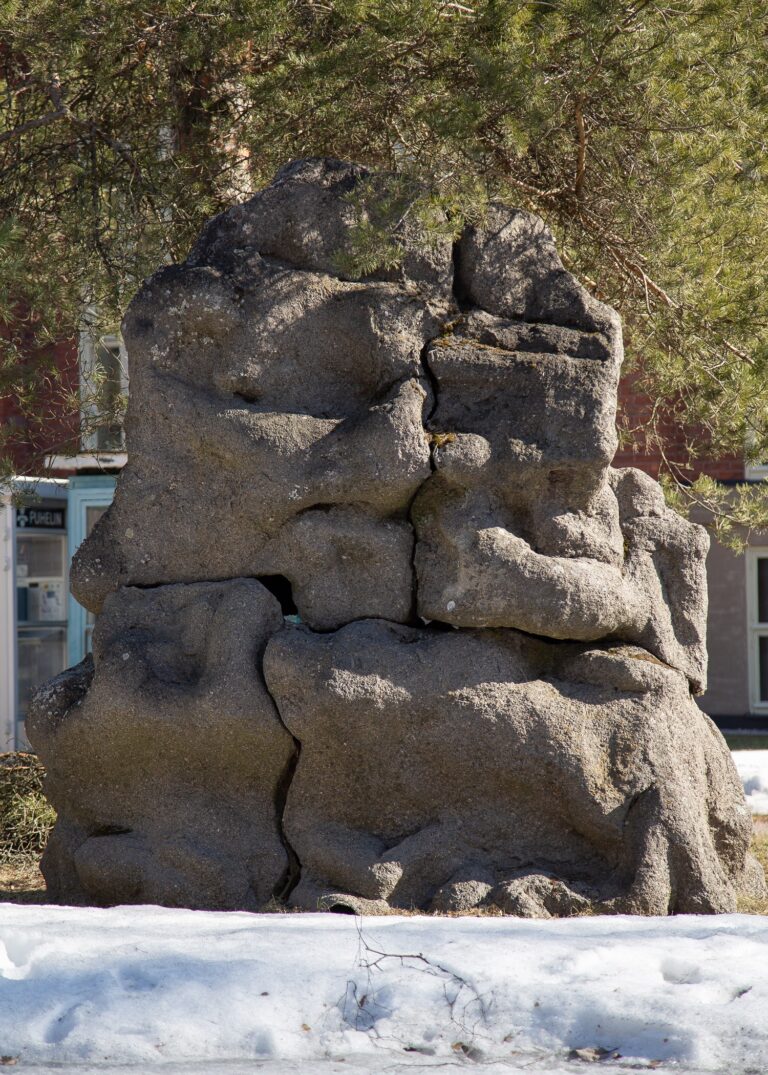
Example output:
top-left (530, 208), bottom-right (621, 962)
top-left (28, 157), bottom-right (761, 914)
top-left (28, 580), bottom-right (295, 909)
top-left (264, 620), bottom-right (759, 916)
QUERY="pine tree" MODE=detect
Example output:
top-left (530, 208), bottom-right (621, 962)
top-left (1, 0), bottom-right (766, 537)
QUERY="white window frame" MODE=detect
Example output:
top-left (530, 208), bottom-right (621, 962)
top-left (44, 451), bottom-right (127, 472)
top-left (746, 549), bottom-right (768, 712)
top-left (744, 430), bottom-right (768, 481)
top-left (78, 329), bottom-right (129, 453)
top-left (745, 461), bottom-right (768, 481)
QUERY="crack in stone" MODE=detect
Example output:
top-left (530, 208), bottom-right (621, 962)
top-left (269, 717), bottom-right (303, 904)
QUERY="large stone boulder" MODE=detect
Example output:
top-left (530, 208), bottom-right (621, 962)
top-left (28, 580), bottom-right (295, 909)
top-left (264, 619), bottom-right (759, 915)
top-left (28, 157), bottom-right (763, 914)
top-left (68, 160), bottom-right (448, 628)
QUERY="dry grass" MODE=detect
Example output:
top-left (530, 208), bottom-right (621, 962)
top-left (0, 752), bottom-right (55, 862)
top-left (0, 860), bottom-right (46, 904)
top-left (0, 752), bottom-right (52, 905)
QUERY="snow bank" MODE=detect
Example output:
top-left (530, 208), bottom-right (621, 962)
top-left (732, 750), bottom-right (768, 814)
top-left (2, 905), bottom-right (768, 1074)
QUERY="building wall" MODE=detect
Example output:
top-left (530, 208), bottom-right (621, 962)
top-left (0, 331), bottom-right (79, 476)
top-left (699, 528), bottom-right (750, 717)
top-left (693, 518), bottom-right (768, 720)
top-left (614, 371), bottom-right (745, 481)
top-left (615, 377), bottom-right (768, 722)
top-left (692, 513), bottom-right (765, 722)
top-left (612, 372), bottom-right (768, 721)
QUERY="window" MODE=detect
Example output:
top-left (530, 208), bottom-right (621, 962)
top-left (747, 551), bottom-right (768, 710)
top-left (744, 431), bottom-right (768, 481)
top-left (745, 460), bottom-right (768, 481)
top-left (79, 331), bottom-right (128, 452)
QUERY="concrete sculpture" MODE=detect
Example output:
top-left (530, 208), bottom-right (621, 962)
top-left (28, 158), bottom-right (764, 915)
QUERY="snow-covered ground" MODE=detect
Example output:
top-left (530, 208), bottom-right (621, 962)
top-left (732, 749), bottom-right (768, 814)
top-left (2, 904), bottom-right (768, 1074)
top-left (2, 748), bottom-right (766, 1073)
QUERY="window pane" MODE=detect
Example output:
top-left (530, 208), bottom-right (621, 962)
top-left (17, 627), bottom-right (67, 717)
top-left (17, 581), bottom-right (66, 624)
top-left (760, 636), bottom-right (768, 702)
top-left (86, 505), bottom-right (106, 535)
top-left (16, 535), bottom-right (65, 578)
top-left (94, 340), bottom-right (125, 450)
top-left (758, 558), bottom-right (768, 624)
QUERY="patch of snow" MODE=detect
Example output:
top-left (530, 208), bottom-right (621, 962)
top-left (1, 906), bottom-right (768, 1073)
top-left (732, 750), bottom-right (768, 814)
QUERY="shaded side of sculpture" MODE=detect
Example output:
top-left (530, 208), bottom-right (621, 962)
top-left (28, 158), bottom-right (764, 915)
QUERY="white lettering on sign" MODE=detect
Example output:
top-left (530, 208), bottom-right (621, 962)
top-left (16, 507), bottom-right (66, 530)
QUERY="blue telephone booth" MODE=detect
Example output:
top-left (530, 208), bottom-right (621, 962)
top-left (67, 475), bottom-right (116, 667)
top-left (2, 479), bottom-right (69, 749)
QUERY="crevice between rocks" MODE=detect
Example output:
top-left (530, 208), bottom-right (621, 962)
top-left (405, 336), bottom-right (442, 625)
top-left (262, 313), bottom-right (449, 905)
top-left (258, 574), bottom-right (298, 617)
top-left (419, 338), bottom-right (442, 430)
top-left (269, 719), bottom-right (303, 904)
top-left (403, 239), bottom-right (475, 620)
top-left (257, 623), bottom-right (303, 905)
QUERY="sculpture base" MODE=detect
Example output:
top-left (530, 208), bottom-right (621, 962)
top-left (30, 601), bottom-right (763, 915)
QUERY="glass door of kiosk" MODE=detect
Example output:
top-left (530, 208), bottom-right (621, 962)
top-left (14, 494), bottom-right (68, 747)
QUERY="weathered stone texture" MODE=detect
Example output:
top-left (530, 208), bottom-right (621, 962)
top-left (70, 159), bottom-right (450, 626)
top-left (456, 203), bottom-right (613, 333)
top-left (264, 620), bottom-right (757, 916)
top-left (28, 580), bottom-right (294, 909)
top-left (29, 157), bottom-right (762, 915)
top-left (71, 271), bottom-right (434, 626)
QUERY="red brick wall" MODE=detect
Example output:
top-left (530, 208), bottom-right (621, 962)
top-left (0, 330), bottom-right (79, 477)
top-left (614, 370), bottom-right (744, 481)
